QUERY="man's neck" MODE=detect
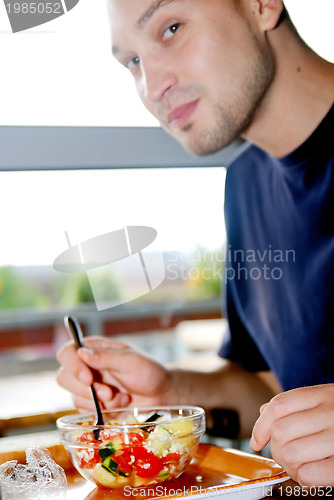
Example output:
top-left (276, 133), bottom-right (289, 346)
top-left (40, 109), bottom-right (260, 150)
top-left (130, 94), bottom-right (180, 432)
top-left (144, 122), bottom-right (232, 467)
top-left (242, 22), bottom-right (334, 158)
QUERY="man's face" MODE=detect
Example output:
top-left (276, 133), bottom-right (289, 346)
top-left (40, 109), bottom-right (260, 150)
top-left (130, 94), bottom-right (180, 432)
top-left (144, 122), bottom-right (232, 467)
top-left (110, 0), bottom-right (275, 156)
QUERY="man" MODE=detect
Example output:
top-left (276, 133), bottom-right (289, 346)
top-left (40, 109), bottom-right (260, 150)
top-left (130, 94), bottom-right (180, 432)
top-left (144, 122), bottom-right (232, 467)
top-left (57, 0), bottom-right (334, 486)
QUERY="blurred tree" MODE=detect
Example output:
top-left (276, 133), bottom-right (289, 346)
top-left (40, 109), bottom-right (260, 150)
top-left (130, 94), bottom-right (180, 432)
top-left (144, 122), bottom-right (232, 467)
top-left (58, 271), bottom-right (120, 306)
top-left (0, 266), bottom-right (49, 310)
top-left (186, 245), bottom-right (223, 298)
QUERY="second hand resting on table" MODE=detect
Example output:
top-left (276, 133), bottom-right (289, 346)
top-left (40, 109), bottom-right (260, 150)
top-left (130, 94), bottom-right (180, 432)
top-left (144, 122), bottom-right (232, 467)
top-left (56, 337), bottom-right (334, 486)
top-left (251, 384), bottom-right (334, 487)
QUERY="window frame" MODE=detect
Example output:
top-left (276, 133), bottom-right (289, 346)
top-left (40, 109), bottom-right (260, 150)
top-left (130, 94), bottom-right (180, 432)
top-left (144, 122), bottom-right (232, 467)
top-left (0, 126), bottom-right (243, 170)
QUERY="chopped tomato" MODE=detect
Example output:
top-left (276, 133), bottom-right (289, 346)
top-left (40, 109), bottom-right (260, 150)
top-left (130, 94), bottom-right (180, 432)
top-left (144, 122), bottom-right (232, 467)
top-left (98, 429), bottom-right (120, 442)
top-left (127, 431), bottom-right (146, 446)
top-left (161, 452), bottom-right (181, 465)
top-left (113, 448), bottom-right (133, 474)
top-left (132, 447), bottom-right (163, 478)
top-left (77, 448), bottom-right (100, 468)
top-left (77, 431), bottom-right (96, 444)
top-left (98, 429), bottom-right (145, 445)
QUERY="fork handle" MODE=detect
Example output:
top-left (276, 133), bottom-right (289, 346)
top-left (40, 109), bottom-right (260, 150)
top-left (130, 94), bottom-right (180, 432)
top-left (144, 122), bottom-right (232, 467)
top-left (64, 316), bottom-right (84, 349)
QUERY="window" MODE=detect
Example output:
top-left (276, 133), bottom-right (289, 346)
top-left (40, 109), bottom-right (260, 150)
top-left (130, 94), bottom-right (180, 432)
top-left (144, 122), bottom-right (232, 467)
top-left (0, 166), bottom-right (227, 312)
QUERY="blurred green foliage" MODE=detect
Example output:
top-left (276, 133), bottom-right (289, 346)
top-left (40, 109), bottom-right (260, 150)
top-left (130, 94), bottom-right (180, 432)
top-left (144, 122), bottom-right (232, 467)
top-left (0, 245), bottom-right (222, 312)
top-left (186, 245), bottom-right (223, 299)
top-left (0, 266), bottom-right (49, 310)
top-left (0, 266), bottom-right (121, 311)
top-left (58, 271), bottom-right (120, 306)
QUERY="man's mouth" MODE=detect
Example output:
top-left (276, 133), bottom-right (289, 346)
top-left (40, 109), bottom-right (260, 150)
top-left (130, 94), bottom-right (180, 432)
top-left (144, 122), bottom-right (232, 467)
top-left (166, 99), bottom-right (200, 129)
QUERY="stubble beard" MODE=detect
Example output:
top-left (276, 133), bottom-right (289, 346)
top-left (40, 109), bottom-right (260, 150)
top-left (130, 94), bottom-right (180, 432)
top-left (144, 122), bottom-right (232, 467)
top-left (181, 34), bottom-right (276, 157)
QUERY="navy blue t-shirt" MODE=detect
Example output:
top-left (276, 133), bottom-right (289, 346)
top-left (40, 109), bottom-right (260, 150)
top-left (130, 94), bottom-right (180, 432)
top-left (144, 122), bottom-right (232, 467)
top-left (219, 104), bottom-right (334, 391)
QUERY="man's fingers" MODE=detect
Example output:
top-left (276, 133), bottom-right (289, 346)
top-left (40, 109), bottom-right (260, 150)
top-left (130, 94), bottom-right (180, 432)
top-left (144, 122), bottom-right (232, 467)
top-left (73, 395), bottom-right (101, 412)
top-left (57, 338), bottom-right (130, 384)
top-left (251, 384), bottom-right (334, 486)
top-left (57, 341), bottom-right (93, 385)
top-left (298, 457), bottom-right (334, 488)
top-left (259, 402), bottom-right (268, 414)
top-left (83, 337), bottom-right (128, 350)
top-left (56, 367), bottom-right (91, 399)
top-left (73, 392), bottom-right (131, 413)
top-left (101, 392), bottom-right (132, 409)
top-left (270, 430), bottom-right (334, 481)
top-left (57, 367), bottom-right (113, 402)
top-left (78, 346), bottom-right (133, 374)
top-left (58, 366), bottom-right (131, 411)
top-left (269, 405), bottom-right (330, 446)
top-left (251, 386), bottom-right (329, 450)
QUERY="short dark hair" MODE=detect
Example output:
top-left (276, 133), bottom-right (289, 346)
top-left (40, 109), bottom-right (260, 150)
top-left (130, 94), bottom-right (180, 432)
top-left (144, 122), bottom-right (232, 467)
top-left (279, 3), bottom-right (303, 41)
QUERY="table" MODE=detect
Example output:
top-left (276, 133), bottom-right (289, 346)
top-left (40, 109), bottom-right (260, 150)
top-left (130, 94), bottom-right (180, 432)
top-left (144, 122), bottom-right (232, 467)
top-left (1, 432), bottom-right (332, 499)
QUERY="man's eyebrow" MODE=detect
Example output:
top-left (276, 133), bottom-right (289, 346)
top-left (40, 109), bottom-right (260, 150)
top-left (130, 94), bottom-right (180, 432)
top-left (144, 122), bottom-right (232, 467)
top-left (111, 0), bottom-right (180, 57)
top-left (136, 0), bottom-right (178, 30)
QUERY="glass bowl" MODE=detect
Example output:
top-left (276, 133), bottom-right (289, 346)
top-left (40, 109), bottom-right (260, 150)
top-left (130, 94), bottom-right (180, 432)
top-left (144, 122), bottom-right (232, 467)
top-left (57, 406), bottom-right (205, 489)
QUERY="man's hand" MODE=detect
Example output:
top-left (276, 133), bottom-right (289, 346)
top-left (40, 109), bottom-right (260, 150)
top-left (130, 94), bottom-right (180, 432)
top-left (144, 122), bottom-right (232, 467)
top-left (56, 337), bottom-right (173, 411)
top-left (250, 384), bottom-right (334, 487)
top-left (56, 336), bottom-right (283, 438)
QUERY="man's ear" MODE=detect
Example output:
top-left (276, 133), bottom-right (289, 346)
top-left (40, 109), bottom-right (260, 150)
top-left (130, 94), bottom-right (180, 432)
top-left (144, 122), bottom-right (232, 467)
top-left (255, 0), bottom-right (284, 31)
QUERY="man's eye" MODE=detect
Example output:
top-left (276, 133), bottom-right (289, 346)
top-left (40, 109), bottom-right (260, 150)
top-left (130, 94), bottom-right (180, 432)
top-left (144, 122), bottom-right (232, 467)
top-left (162, 23), bottom-right (181, 40)
top-left (125, 56), bottom-right (140, 71)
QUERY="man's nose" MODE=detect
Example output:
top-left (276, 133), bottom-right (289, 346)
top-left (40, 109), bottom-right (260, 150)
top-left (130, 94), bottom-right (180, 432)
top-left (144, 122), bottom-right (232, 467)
top-left (141, 56), bottom-right (177, 103)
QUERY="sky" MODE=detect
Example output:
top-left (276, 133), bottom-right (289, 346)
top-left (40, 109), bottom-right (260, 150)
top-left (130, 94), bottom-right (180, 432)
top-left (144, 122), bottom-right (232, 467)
top-left (0, 167), bottom-right (227, 266)
top-left (0, 0), bottom-right (333, 266)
